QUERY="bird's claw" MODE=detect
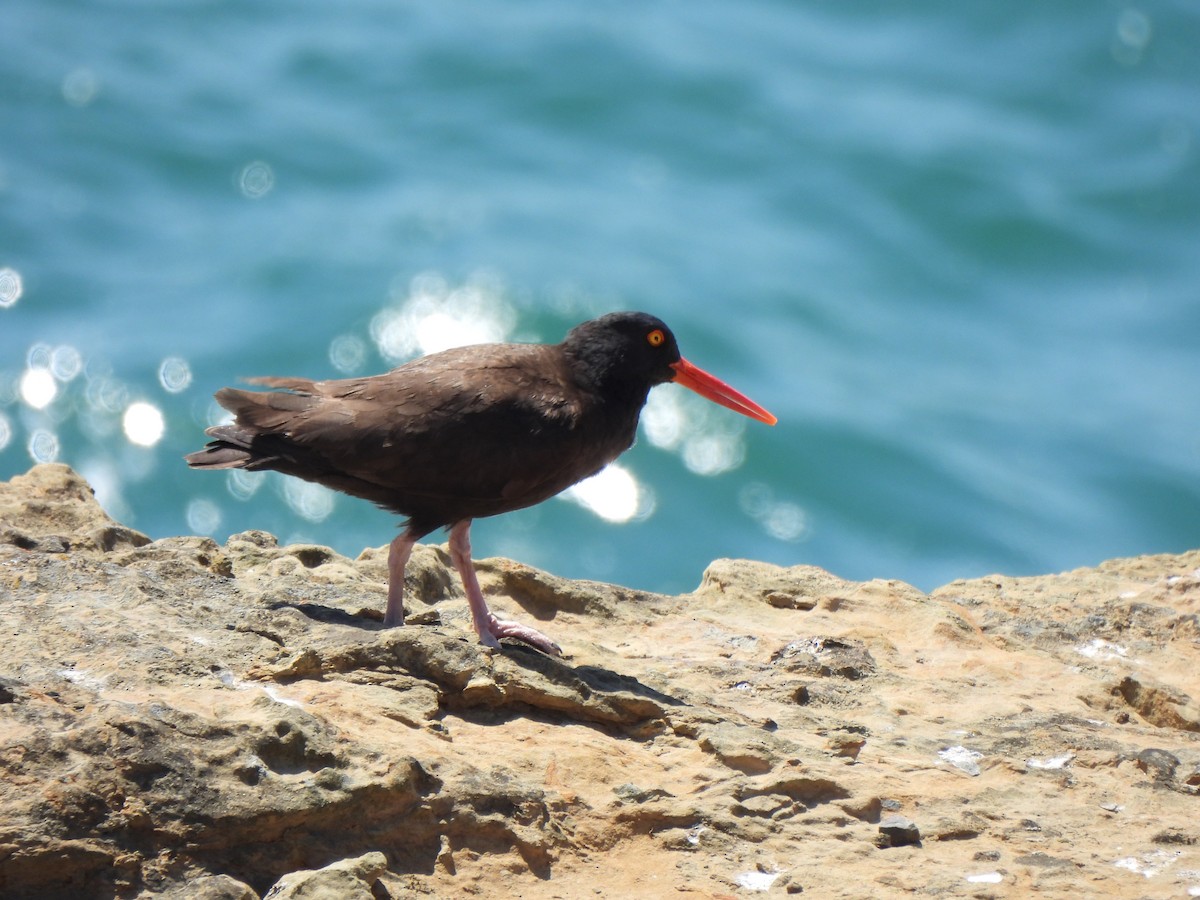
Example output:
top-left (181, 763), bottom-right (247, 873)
top-left (480, 614), bottom-right (563, 657)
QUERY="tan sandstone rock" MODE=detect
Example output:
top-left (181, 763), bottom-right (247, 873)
top-left (0, 464), bottom-right (1197, 898)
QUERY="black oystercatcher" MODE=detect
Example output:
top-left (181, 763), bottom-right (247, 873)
top-left (185, 312), bottom-right (775, 655)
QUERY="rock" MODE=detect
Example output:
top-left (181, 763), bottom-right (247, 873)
top-left (1113, 675), bottom-right (1200, 732)
top-left (877, 815), bottom-right (921, 847)
top-left (1, 464), bottom-right (1199, 898)
top-left (262, 852), bottom-right (387, 900)
top-left (697, 721), bottom-right (795, 774)
top-left (1136, 748), bottom-right (1181, 783)
top-left (1015, 851), bottom-right (1074, 869)
top-left (0, 462), bottom-right (150, 552)
top-left (821, 724), bottom-right (868, 761)
top-left (161, 874), bottom-right (258, 899)
top-left (770, 636), bottom-right (876, 680)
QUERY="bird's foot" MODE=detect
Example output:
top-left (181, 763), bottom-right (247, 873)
top-left (480, 614), bottom-right (563, 657)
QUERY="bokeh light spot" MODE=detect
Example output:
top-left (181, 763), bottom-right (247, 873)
top-left (158, 356), bottom-right (192, 393)
top-left (27, 343), bottom-right (52, 369)
top-left (762, 503), bottom-right (808, 542)
top-left (207, 400), bottom-right (235, 428)
top-left (123, 401), bottom-right (165, 447)
top-left (28, 429), bottom-right (59, 463)
top-left (329, 334), bottom-right (367, 373)
top-left (227, 468), bottom-right (265, 500)
top-left (1112, 8), bottom-right (1152, 66)
top-left (62, 67), bottom-right (100, 107)
top-left (1117, 8), bottom-right (1152, 49)
top-left (238, 161), bottom-right (275, 199)
top-left (281, 477), bottom-right (335, 522)
top-left (561, 463), bottom-right (654, 523)
top-left (0, 413), bottom-right (11, 451)
top-left (20, 368), bottom-right (57, 409)
top-left (644, 386), bottom-right (749, 477)
top-left (739, 483), bottom-right (809, 543)
top-left (186, 498), bottom-right (222, 535)
top-left (51, 345), bottom-right (83, 382)
top-left (86, 374), bottom-right (129, 414)
top-left (642, 390), bottom-right (686, 450)
top-left (77, 460), bottom-right (123, 518)
top-left (0, 268), bottom-right (22, 308)
top-left (371, 271), bottom-right (517, 363)
top-left (682, 432), bottom-right (745, 477)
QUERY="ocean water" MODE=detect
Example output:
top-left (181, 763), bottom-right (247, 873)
top-left (2, 1), bottom-right (1198, 596)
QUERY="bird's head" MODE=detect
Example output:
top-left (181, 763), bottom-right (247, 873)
top-left (563, 312), bottom-right (776, 425)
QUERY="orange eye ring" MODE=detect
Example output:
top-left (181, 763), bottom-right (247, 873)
top-left (646, 329), bottom-right (665, 347)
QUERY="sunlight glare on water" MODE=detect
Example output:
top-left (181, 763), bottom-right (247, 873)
top-left (280, 476), bottom-right (335, 523)
top-left (740, 483), bottom-right (809, 543)
top-left (237, 161), bottom-right (275, 199)
top-left (1112, 8), bottom-right (1152, 67)
top-left (122, 401), bottom-right (166, 447)
top-left (61, 67), bottom-right (100, 107)
top-left (642, 389), bottom-right (686, 449)
top-left (50, 346), bottom-right (83, 382)
top-left (205, 400), bottom-right (235, 429)
top-left (227, 468), bottom-right (265, 501)
top-left (561, 463), bottom-right (654, 523)
top-left (28, 429), bottom-right (59, 463)
top-left (19, 368), bottom-right (57, 410)
top-left (85, 371), bottom-right (130, 415)
top-left (0, 268), bottom-right (21, 308)
top-left (77, 459), bottom-right (124, 521)
top-left (643, 388), bottom-right (748, 477)
top-left (682, 431), bottom-right (745, 477)
top-left (371, 272), bottom-right (517, 362)
top-left (158, 357), bottom-right (192, 394)
top-left (329, 334), bottom-right (368, 374)
top-left (186, 497), bottom-right (222, 535)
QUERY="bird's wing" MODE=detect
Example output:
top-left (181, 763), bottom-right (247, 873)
top-left (256, 344), bottom-right (604, 503)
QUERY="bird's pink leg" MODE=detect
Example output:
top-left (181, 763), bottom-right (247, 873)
top-left (383, 532), bottom-right (415, 627)
top-left (448, 520), bottom-right (563, 656)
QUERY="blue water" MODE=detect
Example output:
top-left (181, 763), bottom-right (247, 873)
top-left (3, 1), bottom-right (1198, 595)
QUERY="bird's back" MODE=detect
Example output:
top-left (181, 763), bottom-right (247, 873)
top-left (186, 342), bottom-right (644, 536)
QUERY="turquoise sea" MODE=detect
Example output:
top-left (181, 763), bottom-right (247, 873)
top-left (3, 1), bottom-right (1198, 596)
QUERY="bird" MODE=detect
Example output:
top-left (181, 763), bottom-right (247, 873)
top-left (185, 311), bottom-right (775, 655)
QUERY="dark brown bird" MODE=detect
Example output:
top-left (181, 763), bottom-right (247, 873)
top-left (185, 311), bottom-right (775, 655)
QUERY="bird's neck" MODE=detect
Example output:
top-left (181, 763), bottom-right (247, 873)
top-left (562, 344), bottom-right (652, 412)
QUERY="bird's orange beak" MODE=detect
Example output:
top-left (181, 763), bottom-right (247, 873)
top-left (670, 358), bottom-right (777, 425)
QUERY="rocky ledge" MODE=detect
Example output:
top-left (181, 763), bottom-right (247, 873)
top-left (1, 464), bottom-right (1198, 899)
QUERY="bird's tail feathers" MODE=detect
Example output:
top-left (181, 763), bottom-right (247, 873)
top-left (187, 378), bottom-right (321, 470)
top-left (183, 425), bottom-right (264, 469)
top-left (241, 376), bottom-right (319, 393)
top-left (213, 380), bottom-right (319, 432)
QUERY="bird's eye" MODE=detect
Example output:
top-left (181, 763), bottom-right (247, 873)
top-left (646, 329), bottom-right (665, 347)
